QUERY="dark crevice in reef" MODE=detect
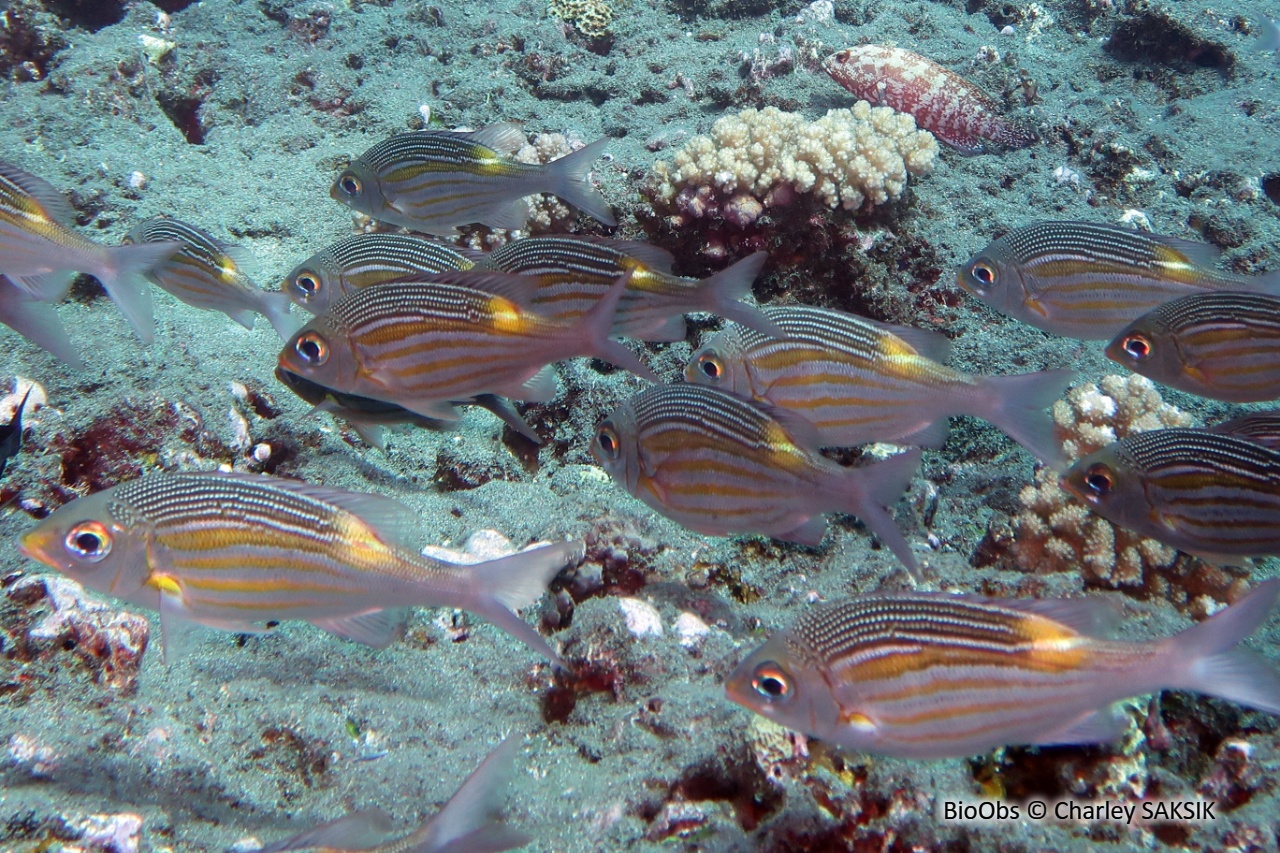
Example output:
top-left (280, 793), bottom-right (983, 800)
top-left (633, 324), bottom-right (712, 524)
top-left (1104, 8), bottom-right (1234, 75)
top-left (156, 91), bottom-right (206, 144)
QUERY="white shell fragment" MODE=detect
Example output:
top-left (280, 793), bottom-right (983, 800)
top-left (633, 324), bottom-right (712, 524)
top-left (619, 597), bottom-right (664, 637)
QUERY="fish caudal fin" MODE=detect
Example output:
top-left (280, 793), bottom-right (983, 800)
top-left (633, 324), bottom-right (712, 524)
top-left (258, 290), bottom-right (304, 340)
top-left (830, 448), bottom-right (922, 580)
top-left (697, 252), bottom-right (782, 338)
top-left (1166, 578), bottom-right (1280, 714)
top-left (544, 137), bottom-right (616, 227)
top-left (466, 540), bottom-right (583, 664)
top-left (95, 240), bottom-right (182, 343)
top-left (974, 368), bottom-right (1075, 468)
top-left (403, 737), bottom-right (532, 853)
top-left (0, 277), bottom-right (85, 369)
top-left (573, 273), bottom-right (659, 382)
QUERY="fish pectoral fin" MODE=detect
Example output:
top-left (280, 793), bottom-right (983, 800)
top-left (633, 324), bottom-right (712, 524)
top-left (1024, 296), bottom-right (1050, 319)
top-left (156, 583), bottom-right (203, 665)
top-left (311, 609), bottom-right (408, 648)
top-left (839, 709), bottom-right (877, 734)
top-left (1029, 707), bottom-right (1127, 748)
top-left (1181, 364), bottom-right (1208, 384)
top-left (1147, 507), bottom-right (1179, 533)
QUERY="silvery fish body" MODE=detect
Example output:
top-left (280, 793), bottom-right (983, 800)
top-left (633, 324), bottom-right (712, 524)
top-left (685, 305), bottom-right (1072, 466)
top-left (126, 217), bottom-right (299, 339)
top-left (726, 584), bottom-right (1280, 759)
top-left (956, 221), bottom-right (1280, 340)
top-left (0, 273), bottom-right (84, 369)
top-left (1106, 291), bottom-right (1280, 403)
top-left (480, 236), bottom-right (779, 342)
top-left (0, 160), bottom-right (180, 343)
top-left (591, 383), bottom-right (921, 576)
top-left (284, 233), bottom-right (477, 316)
top-left (274, 366), bottom-right (540, 449)
top-left (277, 270), bottom-right (656, 426)
top-left (254, 738), bottom-right (530, 853)
top-left (331, 125), bottom-right (615, 235)
top-left (18, 471), bottom-right (576, 663)
top-left (1061, 428), bottom-right (1280, 561)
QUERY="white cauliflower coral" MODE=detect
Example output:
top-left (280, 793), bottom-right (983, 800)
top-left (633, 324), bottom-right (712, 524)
top-left (650, 103), bottom-right (938, 214)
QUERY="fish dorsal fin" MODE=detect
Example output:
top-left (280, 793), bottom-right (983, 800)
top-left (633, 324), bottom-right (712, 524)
top-left (1147, 232), bottom-right (1223, 268)
top-left (993, 595), bottom-right (1121, 638)
top-left (582, 236), bottom-right (676, 273)
top-left (426, 270), bottom-right (540, 312)
top-left (252, 809), bottom-right (395, 853)
top-left (412, 738), bottom-right (524, 851)
top-left (205, 472), bottom-right (420, 551)
top-left (0, 161), bottom-right (76, 227)
top-left (469, 123), bottom-right (526, 156)
top-left (871, 321), bottom-right (953, 363)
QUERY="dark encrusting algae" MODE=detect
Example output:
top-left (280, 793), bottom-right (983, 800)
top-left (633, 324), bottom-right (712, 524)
top-left (2, 0), bottom-right (1280, 852)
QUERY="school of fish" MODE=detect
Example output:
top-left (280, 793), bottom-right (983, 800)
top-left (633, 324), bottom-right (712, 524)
top-left (3, 46), bottom-right (1280, 846)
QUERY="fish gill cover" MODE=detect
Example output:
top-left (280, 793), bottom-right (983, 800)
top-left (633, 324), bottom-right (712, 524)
top-left (0, 0), bottom-right (1279, 852)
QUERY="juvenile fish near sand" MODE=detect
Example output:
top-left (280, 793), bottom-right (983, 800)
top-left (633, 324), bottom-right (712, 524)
top-left (591, 383), bottom-right (922, 577)
top-left (479, 236), bottom-right (780, 342)
top-left (822, 45), bottom-right (1037, 154)
top-left (1106, 291), bottom-right (1280, 403)
top-left (684, 304), bottom-right (1072, 466)
top-left (727, 583), bottom-right (1280, 759)
top-left (17, 471), bottom-right (578, 663)
top-left (252, 737), bottom-right (530, 853)
top-left (284, 233), bottom-right (478, 316)
top-left (957, 221), bottom-right (1280, 340)
top-left (331, 125), bottom-right (616, 235)
top-left (1061, 428), bottom-right (1280, 562)
top-left (275, 366), bottom-right (541, 449)
top-left (277, 270), bottom-right (657, 425)
top-left (126, 217), bottom-right (299, 339)
top-left (0, 160), bottom-right (180, 343)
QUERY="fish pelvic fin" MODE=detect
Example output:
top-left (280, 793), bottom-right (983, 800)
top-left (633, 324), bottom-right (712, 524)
top-left (404, 737), bottom-right (531, 853)
top-left (697, 252), bottom-right (782, 338)
top-left (829, 448), bottom-right (922, 580)
top-left (462, 539), bottom-right (583, 664)
top-left (972, 368), bottom-right (1075, 468)
top-left (251, 809), bottom-right (395, 853)
top-left (258, 290), bottom-right (304, 340)
top-left (96, 239), bottom-right (182, 343)
top-left (543, 136), bottom-right (616, 227)
top-left (1164, 578), bottom-right (1280, 714)
top-left (0, 277), bottom-right (85, 369)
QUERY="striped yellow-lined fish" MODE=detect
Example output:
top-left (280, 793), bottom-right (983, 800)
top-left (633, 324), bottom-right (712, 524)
top-left (17, 471), bottom-right (578, 663)
top-left (331, 125), bottom-right (616, 235)
top-left (275, 366), bottom-right (540, 449)
top-left (0, 160), bottom-right (181, 343)
top-left (1210, 410), bottom-right (1280, 452)
top-left (0, 274), bottom-right (84, 369)
top-left (253, 738), bottom-right (529, 853)
top-left (684, 305), bottom-right (1072, 466)
top-left (478, 236), bottom-right (779, 342)
top-left (956, 221), bottom-right (1280, 340)
top-left (726, 583), bottom-right (1280, 759)
top-left (591, 383), bottom-right (922, 577)
top-left (1106, 291), bottom-right (1280, 403)
top-left (277, 270), bottom-right (656, 425)
top-left (284, 233), bottom-right (478, 316)
top-left (1061, 428), bottom-right (1280, 562)
top-left (125, 217), bottom-right (299, 340)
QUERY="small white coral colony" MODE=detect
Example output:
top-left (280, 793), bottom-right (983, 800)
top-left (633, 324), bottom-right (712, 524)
top-left (1012, 375), bottom-right (1193, 587)
top-left (651, 103), bottom-right (939, 213)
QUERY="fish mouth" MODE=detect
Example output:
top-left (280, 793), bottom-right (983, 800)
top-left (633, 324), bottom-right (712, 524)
top-left (15, 528), bottom-right (48, 564)
top-left (1057, 474), bottom-right (1095, 506)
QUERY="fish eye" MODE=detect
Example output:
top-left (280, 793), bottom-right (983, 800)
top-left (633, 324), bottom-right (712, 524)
top-left (294, 272), bottom-right (321, 296)
top-left (1084, 463), bottom-right (1115, 497)
top-left (1122, 334), bottom-right (1152, 360)
top-left (697, 353), bottom-right (723, 382)
top-left (64, 521), bottom-right (111, 562)
top-left (970, 261), bottom-right (997, 288)
top-left (595, 424), bottom-right (620, 460)
top-left (338, 174), bottom-right (362, 197)
top-left (751, 662), bottom-right (792, 701)
top-left (294, 332), bottom-right (330, 366)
